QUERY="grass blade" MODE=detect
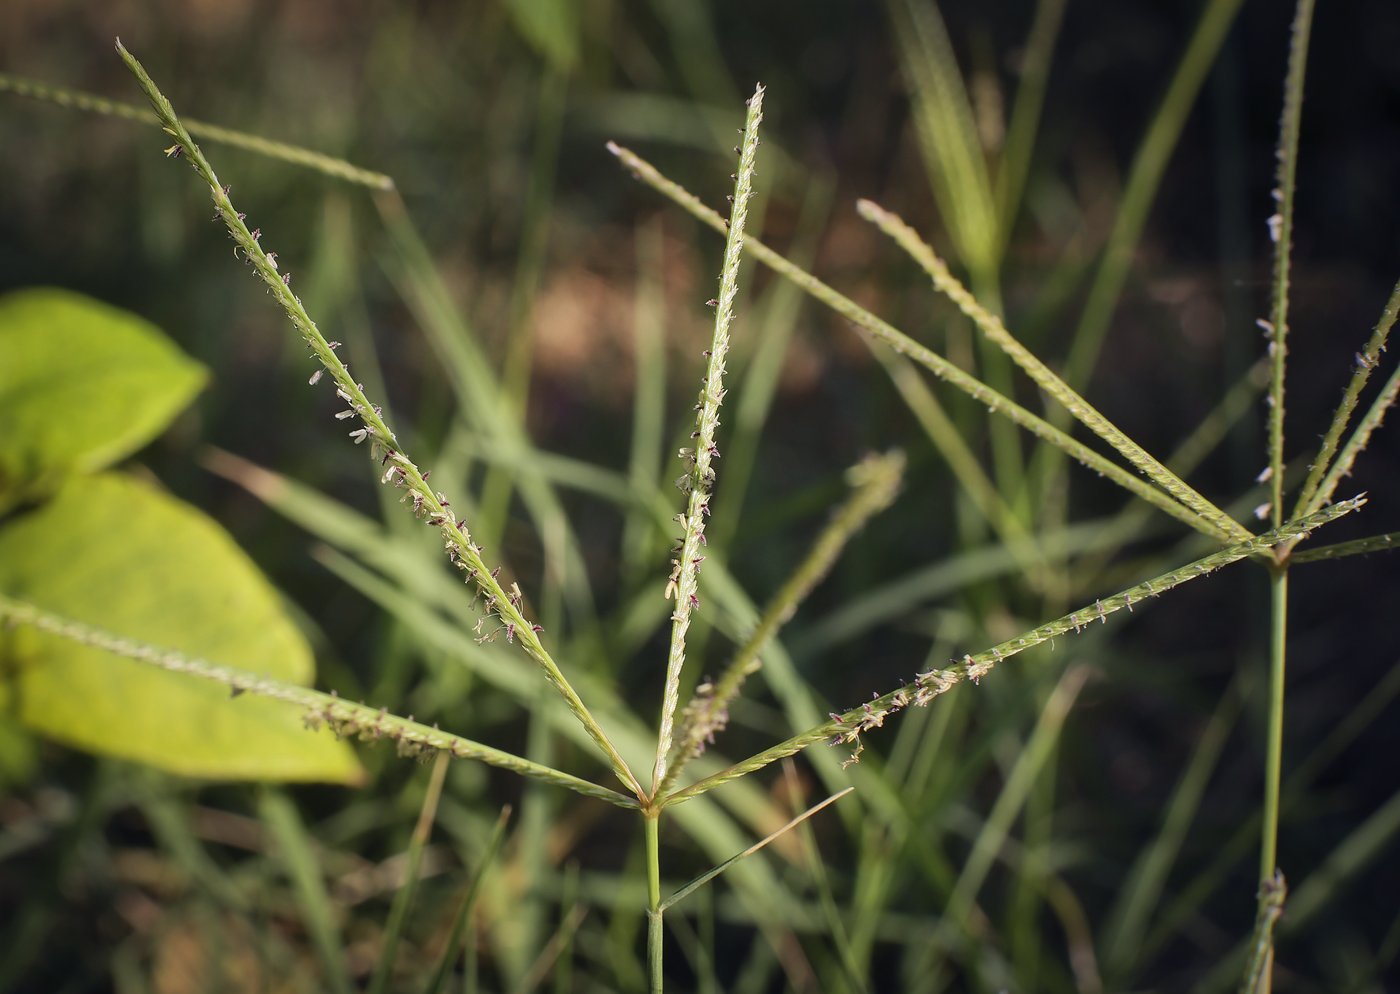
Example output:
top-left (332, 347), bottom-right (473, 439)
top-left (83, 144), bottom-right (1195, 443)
top-left (995, 0), bottom-right (1069, 241)
top-left (1099, 679), bottom-right (1243, 980)
top-left (424, 805), bottom-right (512, 994)
top-left (783, 760), bottom-right (868, 994)
top-left (872, 344), bottom-right (1049, 587)
top-left (368, 750), bottom-right (451, 994)
top-left (885, 0), bottom-right (998, 279)
top-left (657, 788), bottom-right (853, 912)
top-left (914, 666), bottom-right (1091, 985)
top-left (624, 215), bottom-right (669, 587)
top-left (260, 789), bottom-right (352, 994)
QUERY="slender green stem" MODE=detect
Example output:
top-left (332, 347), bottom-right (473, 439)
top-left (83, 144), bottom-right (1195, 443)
top-left (651, 84), bottom-right (765, 797)
top-left (1260, 568), bottom-right (1289, 882)
top-left (659, 451), bottom-right (904, 793)
top-left (920, 667), bottom-right (1090, 977)
top-left (646, 813), bottom-right (664, 994)
top-left (1241, 566), bottom-right (1290, 994)
top-left (0, 70), bottom-right (394, 189)
top-left (116, 42), bottom-right (643, 802)
top-left (662, 498), bottom-right (1362, 805)
top-left (995, 0), bottom-right (1069, 245)
top-left (0, 594), bottom-right (637, 808)
top-left (424, 806), bottom-right (512, 994)
top-left (858, 198), bottom-right (1253, 544)
top-left (368, 750), bottom-right (450, 994)
top-left (1240, 872), bottom-right (1287, 994)
top-left (606, 142), bottom-right (1236, 545)
top-left (1290, 277), bottom-right (1400, 522)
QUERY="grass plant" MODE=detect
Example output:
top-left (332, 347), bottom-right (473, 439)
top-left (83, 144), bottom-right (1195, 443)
top-left (0, 4), bottom-right (1398, 992)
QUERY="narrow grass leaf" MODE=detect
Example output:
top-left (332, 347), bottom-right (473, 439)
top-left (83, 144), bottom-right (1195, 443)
top-left (260, 789), bottom-right (352, 994)
top-left (368, 751), bottom-right (450, 994)
top-left (424, 805), bottom-right (512, 994)
top-left (658, 788), bottom-right (853, 912)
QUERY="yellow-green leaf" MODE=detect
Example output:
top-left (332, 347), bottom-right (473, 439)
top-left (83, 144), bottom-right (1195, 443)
top-left (0, 287), bottom-right (208, 498)
top-left (0, 472), bottom-right (363, 784)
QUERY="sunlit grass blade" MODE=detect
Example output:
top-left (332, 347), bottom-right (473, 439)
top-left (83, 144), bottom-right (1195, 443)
top-left (624, 216), bottom-right (669, 587)
top-left (117, 42), bottom-right (640, 800)
top-left (661, 451), bottom-right (904, 794)
top-left (0, 594), bottom-right (637, 808)
top-left (368, 751), bottom-right (450, 994)
top-left (662, 498), bottom-right (1363, 805)
top-left (1289, 277), bottom-right (1400, 521)
top-left (514, 903), bottom-right (586, 994)
top-left (912, 666), bottom-right (1090, 985)
top-left (658, 788), bottom-right (853, 913)
top-left (424, 805), bottom-right (512, 994)
top-left (372, 189), bottom-right (597, 630)
top-left (782, 760), bottom-right (868, 994)
top-left (1099, 679), bottom-right (1243, 981)
top-left (0, 71), bottom-right (395, 189)
top-left (260, 789), bottom-right (352, 994)
top-left (479, 68), bottom-right (568, 553)
top-left (884, 0), bottom-right (997, 280)
top-left (708, 173), bottom-right (835, 554)
top-left (858, 197), bottom-right (1253, 545)
top-left (995, 0), bottom-right (1069, 241)
top-left (606, 141), bottom-right (1234, 543)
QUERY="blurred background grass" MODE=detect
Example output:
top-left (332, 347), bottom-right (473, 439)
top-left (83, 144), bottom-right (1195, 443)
top-left (2, 0), bottom-right (1400, 991)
